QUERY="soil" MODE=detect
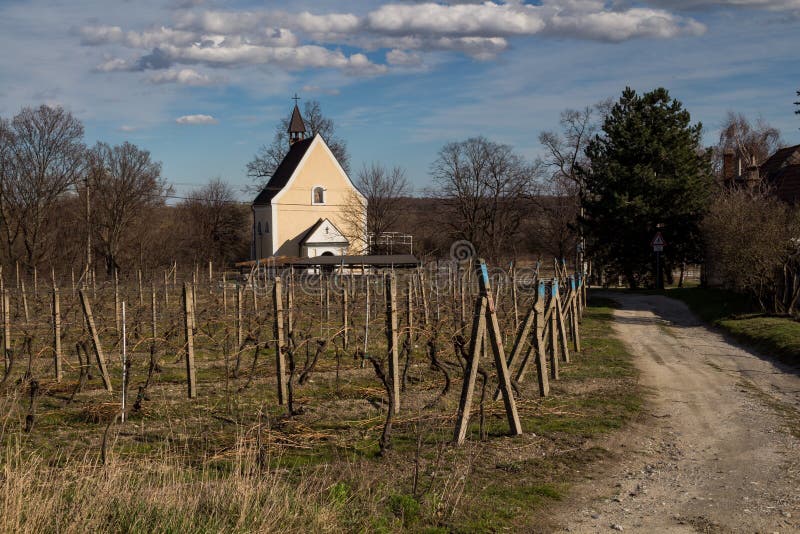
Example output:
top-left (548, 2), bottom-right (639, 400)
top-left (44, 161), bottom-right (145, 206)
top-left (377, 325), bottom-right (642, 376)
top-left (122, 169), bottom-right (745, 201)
top-left (552, 292), bottom-right (800, 533)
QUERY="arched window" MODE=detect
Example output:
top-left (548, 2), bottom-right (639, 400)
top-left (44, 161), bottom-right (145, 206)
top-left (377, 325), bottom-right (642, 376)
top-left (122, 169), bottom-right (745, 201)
top-left (264, 221), bottom-right (269, 233)
top-left (312, 186), bottom-right (325, 205)
top-left (257, 221), bottom-right (262, 235)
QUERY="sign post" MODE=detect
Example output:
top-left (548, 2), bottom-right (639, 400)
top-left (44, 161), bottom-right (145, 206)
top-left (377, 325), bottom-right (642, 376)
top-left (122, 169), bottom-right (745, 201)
top-left (650, 232), bottom-right (667, 290)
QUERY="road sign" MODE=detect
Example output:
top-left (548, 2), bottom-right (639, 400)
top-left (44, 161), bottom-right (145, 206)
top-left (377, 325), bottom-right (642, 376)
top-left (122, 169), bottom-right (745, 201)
top-left (651, 232), bottom-right (666, 252)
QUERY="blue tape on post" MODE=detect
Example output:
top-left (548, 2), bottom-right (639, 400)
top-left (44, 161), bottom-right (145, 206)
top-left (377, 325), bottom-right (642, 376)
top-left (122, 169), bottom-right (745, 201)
top-left (570, 276), bottom-right (575, 290)
top-left (538, 281), bottom-right (545, 298)
top-left (551, 280), bottom-right (558, 296)
top-left (480, 262), bottom-right (489, 284)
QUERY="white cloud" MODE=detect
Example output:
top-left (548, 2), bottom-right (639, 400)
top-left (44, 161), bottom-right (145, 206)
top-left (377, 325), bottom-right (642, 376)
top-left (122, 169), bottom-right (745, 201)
top-left (94, 57), bottom-right (131, 72)
top-left (79, 25), bottom-right (124, 45)
top-left (149, 68), bottom-right (218, 85)
top-left (294, 12), bottom-right (361, 34)
top-left (117, 125), bottom-right (139, 132)
top-left (642, 0), bottom-right (800, 11)
top-left (301, 84), bottom-right (341, 95)
top-left (544, 6), bottom-right (706, 41)
top-left (386, 49), bottom-right (422, 66)
top-left (77, 2), bottom-right (711, 81)
top-left (153, 42), bottom-right (386, 74)
top-left (366, 2), bottom-right (546, 36)
top-left (175, 113), bottom-right (217, 124)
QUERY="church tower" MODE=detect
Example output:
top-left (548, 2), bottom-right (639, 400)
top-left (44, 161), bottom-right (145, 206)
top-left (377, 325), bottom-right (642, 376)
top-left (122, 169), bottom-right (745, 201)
top-left (288, 96), bottom-right (306, 146)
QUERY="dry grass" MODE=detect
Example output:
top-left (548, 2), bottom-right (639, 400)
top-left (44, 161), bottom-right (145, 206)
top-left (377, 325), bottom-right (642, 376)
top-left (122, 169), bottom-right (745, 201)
top-left (0, 276), bottom-right (640, 532)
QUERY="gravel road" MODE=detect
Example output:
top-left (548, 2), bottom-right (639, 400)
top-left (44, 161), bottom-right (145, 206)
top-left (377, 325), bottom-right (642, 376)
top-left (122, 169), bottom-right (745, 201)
top-left (559, 293), bottom-right (800, 533)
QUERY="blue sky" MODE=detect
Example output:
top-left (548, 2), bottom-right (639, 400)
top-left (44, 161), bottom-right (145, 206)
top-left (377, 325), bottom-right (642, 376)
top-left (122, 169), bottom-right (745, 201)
top-left (1, 0), bottom-right (798, 199)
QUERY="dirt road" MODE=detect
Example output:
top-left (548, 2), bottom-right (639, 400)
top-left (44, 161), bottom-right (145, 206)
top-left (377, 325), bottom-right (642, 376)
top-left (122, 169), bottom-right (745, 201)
top-left (559, 293), bottom-right (800, 533)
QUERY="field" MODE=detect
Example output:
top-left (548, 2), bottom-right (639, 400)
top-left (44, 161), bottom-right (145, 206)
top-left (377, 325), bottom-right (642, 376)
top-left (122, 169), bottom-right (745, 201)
top-left (0, 262), bottom-right (640, 532)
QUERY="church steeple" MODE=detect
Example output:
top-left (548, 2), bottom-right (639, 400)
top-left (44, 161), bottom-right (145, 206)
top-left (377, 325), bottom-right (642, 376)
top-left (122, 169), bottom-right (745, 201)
top-left (287, 94), bottom-right (306, 146)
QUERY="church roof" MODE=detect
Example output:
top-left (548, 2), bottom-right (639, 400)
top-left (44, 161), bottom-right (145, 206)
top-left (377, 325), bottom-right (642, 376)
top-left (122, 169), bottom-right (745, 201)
top-left (287, 104), bottom-right (306, 134)
top-left (252, 135), bottom-right (315, 205)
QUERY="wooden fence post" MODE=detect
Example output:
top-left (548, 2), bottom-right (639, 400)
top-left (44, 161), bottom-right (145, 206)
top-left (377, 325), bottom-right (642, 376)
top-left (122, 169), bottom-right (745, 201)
top-left (183, 283), bottom-right (197, 399)
top-left (273, 277), bottom-right (288, 405)
top-left (78, 290), bottom-right (112, 392)
top-left (52, 288), bottom-right (62, 382)
top-left (385, 273), bottom-right (400, 414)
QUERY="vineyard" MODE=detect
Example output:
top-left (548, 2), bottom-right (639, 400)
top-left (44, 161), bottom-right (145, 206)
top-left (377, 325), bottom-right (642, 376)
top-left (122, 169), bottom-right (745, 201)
top-left (0, 257), bottom-right (639, 532)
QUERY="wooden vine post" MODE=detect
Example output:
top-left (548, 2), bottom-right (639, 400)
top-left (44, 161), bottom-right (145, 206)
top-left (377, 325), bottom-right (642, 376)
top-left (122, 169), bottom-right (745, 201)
top-left (273, 277), bottom-right (288, 405)
top-left (151, 283), bottom-right (157, 359)
top-left (555, 282), bottom-right (571, 364)
top-left (235, 284), bottom-right (243, 348)
top-left (182, 283), bottom-right (197, 399)
top-left (114, 268), bottom-right (121, 334)
top-left (511, 262), bottom-right (519, 332)
top-left (453, 258), bottom-right (522, 445)
top-left (342, 277), bottom-right (349, 350)
top-left (569, 276), bottom-right (581, 352)
top-left (52, 288), bottom-right (62, 381)
top-left (512, 281), bottom-right (550, 397)
top-left (79, 289), bottom-right (113, 392)
top-left (2, 290), bottom-right (10, 372)
top-left (548, 281), bottom-right (560, 380)
top-left (385, 272), bottom-right (400, 414)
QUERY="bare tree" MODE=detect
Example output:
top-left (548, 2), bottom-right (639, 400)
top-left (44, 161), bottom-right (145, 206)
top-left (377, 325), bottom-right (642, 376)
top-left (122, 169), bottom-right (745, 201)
top-left (702, 186), bottom-right (800, 312)
top-left (88, 141), bottom-right (169, 275)
top-left (343, 163), bottom-right (411, 253)
top-left (431, 137), bottom-right (535, 259)
top-left (0, 105), bottom-right (85, 271)
top-left (247, 100), bottom-right (349, 191)
top-left (537, 104), bottom-right (606, 262)
top-left (180, 178), bottom-right (249, 265)
top-left (715, 112), bottom-right (783, 174)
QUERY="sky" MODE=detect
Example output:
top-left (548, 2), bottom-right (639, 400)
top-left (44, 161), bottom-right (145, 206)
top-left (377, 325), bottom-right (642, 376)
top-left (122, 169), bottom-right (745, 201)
top-left (0, 0), bottom-right (798, 200)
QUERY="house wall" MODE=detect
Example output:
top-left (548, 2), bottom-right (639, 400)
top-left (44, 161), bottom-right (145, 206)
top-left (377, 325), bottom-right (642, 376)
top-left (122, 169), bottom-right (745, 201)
top-left (273, 139), bottom-right (364, 257)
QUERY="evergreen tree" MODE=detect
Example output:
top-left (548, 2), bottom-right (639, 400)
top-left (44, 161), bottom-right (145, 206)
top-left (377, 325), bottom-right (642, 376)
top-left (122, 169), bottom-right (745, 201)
top-left (581, 87), bottom-right (713, 288)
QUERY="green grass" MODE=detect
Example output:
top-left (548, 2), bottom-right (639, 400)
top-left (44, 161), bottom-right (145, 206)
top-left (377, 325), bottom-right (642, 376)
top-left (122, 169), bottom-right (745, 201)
top-left (666, 287), bottom-right (800, 367)
top-left (666, 287), bottom-right (752, 323)
top-left (446, 297), bottom-right (641, 532)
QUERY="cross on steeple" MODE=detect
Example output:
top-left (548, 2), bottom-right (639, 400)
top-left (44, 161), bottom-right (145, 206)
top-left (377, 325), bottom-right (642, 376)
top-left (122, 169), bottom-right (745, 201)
top-left (292, 93), bottom-right (300, 105)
